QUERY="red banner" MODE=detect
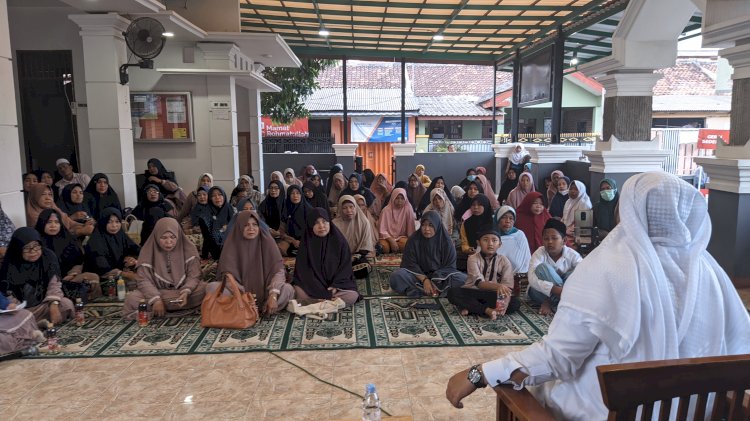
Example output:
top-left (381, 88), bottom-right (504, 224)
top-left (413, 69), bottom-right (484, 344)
top-left (261, 117), bottom-right (309, 137)
top-left (697, 129), bottom-right (729, 150)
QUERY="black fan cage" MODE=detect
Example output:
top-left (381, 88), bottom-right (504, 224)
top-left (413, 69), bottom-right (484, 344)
top-left (125, 17), bottom-right (166, 60)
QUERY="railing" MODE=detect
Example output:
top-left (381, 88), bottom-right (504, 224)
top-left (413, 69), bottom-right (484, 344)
top-left (262, 133), bottom-right (335, 153)
top-left (427, 138), bottom-right (495, 152)
top-left (496, 133), bottom-right (600, 147)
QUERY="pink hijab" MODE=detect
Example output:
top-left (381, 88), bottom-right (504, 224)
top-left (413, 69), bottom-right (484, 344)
top-left (476, 174), bottom-right (500, 210)
top-left (506, 172), bottom-right (536, 209)
top-left (377, 188), bottom-right (416, 240)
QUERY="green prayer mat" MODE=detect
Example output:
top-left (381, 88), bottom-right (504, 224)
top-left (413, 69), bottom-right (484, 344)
top-left (33, 264), bottom-right (550, 359)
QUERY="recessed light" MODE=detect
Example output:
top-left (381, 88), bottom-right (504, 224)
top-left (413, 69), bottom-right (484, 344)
top-left (570, 51), bottom-right (579, 66)
top-left (319, 28), bottom-right (330, 37)
top-left (162, 32), bottom-right (174, 37)
top-left (433, 33), bottom-right (444, 41)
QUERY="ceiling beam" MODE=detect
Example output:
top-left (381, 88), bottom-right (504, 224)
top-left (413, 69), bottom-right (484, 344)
top-left (290, 46), bottom-right (497, 64)
top-left (311, 0), bottom-right (331, 50)
top-left (240, 16), bottom-right (546, 30)
top-left (241, 1), bottom-right (577, 12)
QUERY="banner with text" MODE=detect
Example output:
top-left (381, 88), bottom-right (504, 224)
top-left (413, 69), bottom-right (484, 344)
top-left (262, 117), bottom-right (309, 138)
top-left (697, 129), bottom-right (730, 150)
top-left (351, 116), bottom-right (407, 142)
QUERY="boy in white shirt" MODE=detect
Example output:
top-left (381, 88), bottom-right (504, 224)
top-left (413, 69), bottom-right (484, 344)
top-left (527, 218), bottom-right (582, 315)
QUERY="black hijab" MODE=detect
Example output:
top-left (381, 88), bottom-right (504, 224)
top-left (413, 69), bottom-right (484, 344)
top-left (417, 176), bottom-right (456, 214)
top-left (143, 158), bottom-right (177, 196)
top-left (207, 186), bottom-right (235, 231)
top-left (83, 173), bottom-right (122, 221)
top-left (281, 185), bottom-right (311, 240)
top-left (189, 186), bottom-right (212, 227)
top-left (400, 211), bottom-right (457, 277)
top-left (292, 208), bottom-right (358, 300)
top-left (132, 184), bottom-right (173, 220)
top-left (303, 181), bottom-right (330, 213)
top-left (455, 180), bottom-right (485, 221)
top-left (362, 169), bottom-right (375, 189)
top-left (83, 208), bottom-right (140, 275)
top-left (325, 164), bottom-right (343, 196)
top-left (57, 183), bottom-right (87, 216)
top-left (258, 180), bottom-right (285, 230)
top-left (497, 168), bottom-right (519, 205)
top-left (34, 209), bottom-right (83, 275)
top-left (462, 194), bottom-right (494, 247)
top-left (340, 173), bottom-right (375, 207)
top-left (0, 227), bottom-right (60, 306)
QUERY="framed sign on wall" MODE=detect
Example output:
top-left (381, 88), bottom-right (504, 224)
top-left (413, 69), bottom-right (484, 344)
top-left (131, 92), bottom-right (194, 142)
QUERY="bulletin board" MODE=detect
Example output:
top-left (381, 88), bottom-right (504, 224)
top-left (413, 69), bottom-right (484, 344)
top-left (131, 92), bottom-right (194, 142)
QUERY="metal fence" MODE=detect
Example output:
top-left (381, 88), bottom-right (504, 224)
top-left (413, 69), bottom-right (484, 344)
top-left (427, 138), bottom-right (494, 152)
top-left (496, 133), bottom-right (599, 149)
top-left (651, 128), bottom-right (713, 175)
top-left (262, 133), bottom-right (335, 154)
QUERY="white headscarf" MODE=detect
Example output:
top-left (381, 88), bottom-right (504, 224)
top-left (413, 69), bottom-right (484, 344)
top-left (561, 171), bottom-right (750, 361)
top-left (561, 180), bottom-right (592, 228)
top-left (509, 143), bottom-right (529, 165)
top-left (423, 188), bottom-right (454, 234)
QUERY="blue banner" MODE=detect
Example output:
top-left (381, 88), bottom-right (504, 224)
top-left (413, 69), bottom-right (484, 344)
top-left (352, 116), bottom-right (407, 142)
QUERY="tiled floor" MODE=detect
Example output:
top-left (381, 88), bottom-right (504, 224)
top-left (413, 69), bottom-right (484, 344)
top-left (2, 289), bottom-right (748, 421)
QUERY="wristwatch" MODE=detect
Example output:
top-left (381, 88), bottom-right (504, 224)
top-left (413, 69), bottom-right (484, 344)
top-left (467, 365), bottom-right (487, 388)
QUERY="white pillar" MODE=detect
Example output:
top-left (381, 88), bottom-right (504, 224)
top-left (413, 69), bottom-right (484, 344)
top-left (247, 88), bottom-right (264, 190)
top-left (69, 13), bottom-right (137, 207)
top-left (332, 143), bottom-right (359, 176)
top-left (207, 75), bottom-right (239, 193)
top-left (0, 0), bottom-right (25, 226)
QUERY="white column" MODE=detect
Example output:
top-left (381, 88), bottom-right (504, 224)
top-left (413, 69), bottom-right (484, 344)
top-left (0, 0), bottom-right (25, 226)
top-left (207, 75), bottom-right (239, 193)
top-left (247, 88), bottom-right (264, 189)
top-left (332, 143), bottom-right (359, 176)
top-left (69, 13), bottom-right (137, 207)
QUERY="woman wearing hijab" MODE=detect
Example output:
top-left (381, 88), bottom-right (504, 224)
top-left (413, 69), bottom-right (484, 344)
top-left (142, 158), bottom-right (185, 211)
top-left (211, 210), bottom-right (294, 315)
top-left (270, 171), bottom-right (288, 193)
top-left (549, 176), bottom-right (571, 219)
top-left (340, 173), bottom-right (376, 208)
top-left (389, 211), bottom-right (466, 297)
top-left (405, 174), bottom-right (427, 213)
top-left (450, 186), bottom-right (465, 203)
top-left (230, 175), bottom-right (262, 209)
top-left (298, 165), bottom-right (318, 185)
top-left (0, 290), bottom-right (43, 354)
top-left (378, 188), bottom-right (416, 254)
top-left (562, 180), bottom-right (592, 237)
top-left (458, 168), bottom-right (478, 191)
top-left (506, 172), bottom-right (535, 209)
top-left (35, 169), bottom-right (59, 203)
top-left (283, 168), bottom-right (303, 188)
top-left (131, 184), bottom-right (176, 246)
top-left (515, 191), bottom-right (551, 254)
top-left (83, 208), bottom-right (141, 277)
top-left (497, 168), bottom-right (519, 206)
top-left (325, 163), bottom-right (344, 197)
top-left (475, 174), bottom-right (500, 211)
top-left (369, 173), bottom-right (393, 216)
top-left (506, 143), bottom-right (529, 175)
top-left (354, 194), bottom-right (379, 250)
top-left (302, 181), bottom-right (329, 214)
top-left (35, 209), bottom-right (98, 301)
top-left (57, 183), bottom-right (90, 222)
top-left (83, 173), bottom-right (122, 222)
top-left (195, 186), bottom-right (234, 260)
top-left (26, 183), bottom-right (93, 238)
top-left (178, 173), bottom-right (214, 231)
top-left (415, 164), bottom-right (431, 188)
top-left (417, 176), bottom-right (456, 216)
top-left (278, 185), bottom-right (311, 257)
top-left (494, 206), bottom-right (531, 275)
top-left (362, 169), bottom-right (376, 189)
top-left (459, 194), bottom-right (494, 255)
top-left (447, 172), bottom-right (750, 421)
top-left (593, 178), bottom-right (620, 236)
top-left (423, 188), bottom-right (455, 234)
top-left (258, 180), bottom-right (285, 240)
top-left (327, 172), bottom-right (347, 209)
top-left (454, 180), bottom-right (484, 223)
top-left (546, 170), bottom-right (564, 207)
top-left (292, 208), bottom-right (360, 307)
top-left (0, 227), bottom-right (74, 323)
top-left (22, 172), bottom-right (38, 201)
top-left (121, 218), bottom-right (205, 319)
top-left (333, 195), bottom-right (375, 279)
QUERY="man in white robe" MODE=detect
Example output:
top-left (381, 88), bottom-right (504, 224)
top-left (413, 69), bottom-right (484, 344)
top-left (446, 171), bottom-right (750, 420)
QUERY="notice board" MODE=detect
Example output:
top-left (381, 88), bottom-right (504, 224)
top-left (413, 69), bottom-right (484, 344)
top-left (131, 92), bottom-right (193, 142)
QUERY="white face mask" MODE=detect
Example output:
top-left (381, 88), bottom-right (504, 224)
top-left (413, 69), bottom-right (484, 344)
top-left (559, 189), bottom-right (569, 196)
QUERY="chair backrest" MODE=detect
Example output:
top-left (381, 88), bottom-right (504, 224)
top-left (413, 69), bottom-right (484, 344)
top-left (597, 354), bottom-right (750, 421)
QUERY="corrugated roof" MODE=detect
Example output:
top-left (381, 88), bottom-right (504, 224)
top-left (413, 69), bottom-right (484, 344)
top-left (417, 96), bottom-right (495, 117)
top-left (652, 95), bottom-right (731, 112)
top-left (305, 87), bottom-right (419, 115)
top-left (654, 59), bottom-right (729, 96)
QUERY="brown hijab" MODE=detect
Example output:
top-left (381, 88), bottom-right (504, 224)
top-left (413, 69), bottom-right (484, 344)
top-left (333, 195), bottom-right (375, 254)
top-left (26, 183), bottom-right (76, 230)
top-left (137, 217), bottom-right (198, 290)
top-left (217, 210), bottom-right (284, 304)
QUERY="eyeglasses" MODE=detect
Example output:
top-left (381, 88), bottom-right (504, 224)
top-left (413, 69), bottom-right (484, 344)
top-left (22, 244), bottom-right (42, 253)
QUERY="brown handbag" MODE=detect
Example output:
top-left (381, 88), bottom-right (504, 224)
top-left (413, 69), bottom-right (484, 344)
top-left (200, 275), bottom-right (259, 329)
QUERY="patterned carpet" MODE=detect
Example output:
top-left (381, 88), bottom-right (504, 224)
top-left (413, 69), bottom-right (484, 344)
top-left (34, 259), bottom-right (550, 359)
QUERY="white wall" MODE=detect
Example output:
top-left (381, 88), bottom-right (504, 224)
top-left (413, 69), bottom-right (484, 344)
top-left (706, 116), bottom-right (731, 130)
top-left (8, 3), bottom-right (92, 174)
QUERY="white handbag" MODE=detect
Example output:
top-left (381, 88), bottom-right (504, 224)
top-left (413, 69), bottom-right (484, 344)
top-left (124, 214), bottom-right (143, 244)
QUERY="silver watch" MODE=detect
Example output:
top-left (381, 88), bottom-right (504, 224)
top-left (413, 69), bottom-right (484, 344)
top-left (467, 365), bottom-right (487, 388)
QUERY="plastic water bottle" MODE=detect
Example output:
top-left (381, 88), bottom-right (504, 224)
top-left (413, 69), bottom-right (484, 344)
top-left (116, 277), bottom-right (127, 301)
top-left (107, 275), bottom-right (116, 298)
top-left (74, 298), bottom-right (85, 326)
top-left (496, 292), bottom-right (506, 312)
top-left (362, 383), bottom-right (381, 421)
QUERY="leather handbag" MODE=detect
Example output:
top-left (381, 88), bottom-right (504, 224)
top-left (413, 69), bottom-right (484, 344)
top-left (200, 275), bottom-right (259, 329)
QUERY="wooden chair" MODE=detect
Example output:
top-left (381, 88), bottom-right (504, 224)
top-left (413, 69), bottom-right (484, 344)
top-left (495, 354), bottom-right (750, 421)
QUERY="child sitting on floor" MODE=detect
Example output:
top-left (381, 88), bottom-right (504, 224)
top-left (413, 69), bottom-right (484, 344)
top-left (527, 218), bottom-right (582, 316)
top-left (447, 229), bottom-right (518, 320)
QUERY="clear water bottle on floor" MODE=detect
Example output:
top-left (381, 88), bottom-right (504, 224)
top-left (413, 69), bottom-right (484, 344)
top-left (362, 383), bottom-right (381, 421)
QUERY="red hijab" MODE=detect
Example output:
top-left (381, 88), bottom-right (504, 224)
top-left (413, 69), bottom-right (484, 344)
top-left (514, 191), bottom-right (550, 254)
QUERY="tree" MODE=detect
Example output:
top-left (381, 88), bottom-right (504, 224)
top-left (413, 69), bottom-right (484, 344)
top-left (261, 58), bottom-right (337, 125)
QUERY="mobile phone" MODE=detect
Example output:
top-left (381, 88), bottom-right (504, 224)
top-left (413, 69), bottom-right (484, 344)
top-left (168, 299), bottom-right (184, 304)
